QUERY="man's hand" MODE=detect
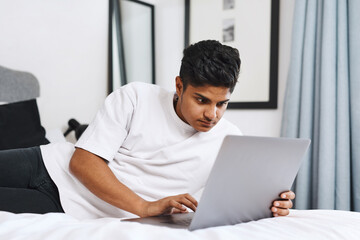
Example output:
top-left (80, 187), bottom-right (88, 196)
top-left (271, 191), bottom-right (295, 217)
top-left (140, 193), bottom-right (198, 217)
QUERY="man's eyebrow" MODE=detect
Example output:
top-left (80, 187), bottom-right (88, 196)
top-left (219, 99), bottom-right (230, 104)
top-left (194, 93), bottom-right (230, 103)
top-left (194, 93), bottom-right (210, 100)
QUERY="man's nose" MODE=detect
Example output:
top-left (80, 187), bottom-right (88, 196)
top-left (204, 106), bottom-right (217, 121)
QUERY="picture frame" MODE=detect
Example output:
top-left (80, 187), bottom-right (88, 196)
top-left (184, 0), bottom-right (279, 109)
top-left (109, 0), bottom-right (155, 93)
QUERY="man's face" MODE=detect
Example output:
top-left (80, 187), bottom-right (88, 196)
top-left (174, 76), bottom-right (231, 132)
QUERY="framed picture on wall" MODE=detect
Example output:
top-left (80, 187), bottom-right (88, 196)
top-left (185, 0), bottom-right (279, 109)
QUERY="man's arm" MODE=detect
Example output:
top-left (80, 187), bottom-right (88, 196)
top-left (69, 148), bottom-right (197, 217)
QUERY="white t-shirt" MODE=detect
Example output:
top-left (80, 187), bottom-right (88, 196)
top-left (41, 82), bottom-right (241, 219)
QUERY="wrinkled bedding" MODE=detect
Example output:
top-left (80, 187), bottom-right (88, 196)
top-left (0, 209), bottom-right (359, 240)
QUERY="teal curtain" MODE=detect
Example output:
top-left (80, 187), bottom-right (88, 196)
top-left (281, 0), bottom-right (360, 211)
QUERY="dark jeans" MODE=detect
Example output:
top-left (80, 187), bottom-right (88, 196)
top-left (0, 146), bottom-right (64, 213)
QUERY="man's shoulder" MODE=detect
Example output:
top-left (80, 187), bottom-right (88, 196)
top-left (116, 82), bottom-right (168, 97)
top-left (121, 82), bottom-right (162, 91)
top-left (110, 82), bottom-right (173, 112)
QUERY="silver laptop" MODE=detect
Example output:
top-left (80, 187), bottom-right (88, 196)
top-left (122, 135), bottom-right (311, 231)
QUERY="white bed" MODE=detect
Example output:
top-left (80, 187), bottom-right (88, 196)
top-left (1, 133), bottom-right (358, 239)
top-left (0, 209), bottom-right (359, 239)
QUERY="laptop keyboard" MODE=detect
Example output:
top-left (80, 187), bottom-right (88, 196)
top-left (171, 217), bottom-right (192, 226)
top-left (160, 213), bottom-right (194, 226)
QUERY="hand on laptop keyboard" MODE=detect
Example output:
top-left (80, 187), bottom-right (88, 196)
top-left (139, 193), bottom-right (198, 217)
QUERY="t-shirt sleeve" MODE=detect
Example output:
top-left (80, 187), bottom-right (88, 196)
top-left (75, 86), bottom-right (135, 162)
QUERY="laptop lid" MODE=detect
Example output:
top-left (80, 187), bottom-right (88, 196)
top-left (122, 135), bottom-right (310, 230)
top-left (188, 135), bottom-right (310, 230)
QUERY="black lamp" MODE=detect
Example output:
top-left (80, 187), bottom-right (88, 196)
top-left (63, 119), bottom-right (88, 140)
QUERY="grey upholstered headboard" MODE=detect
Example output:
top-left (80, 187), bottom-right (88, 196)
top-left (0, 65), bottom-right (40, 103)
top-left (0, 65), bottom-right (49, 150)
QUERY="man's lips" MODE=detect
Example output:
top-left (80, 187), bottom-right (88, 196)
top-left (199, 120), bottom-right (215, 126)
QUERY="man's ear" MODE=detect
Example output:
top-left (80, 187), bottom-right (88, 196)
top-left (175, 76), bottom-right (183, 96)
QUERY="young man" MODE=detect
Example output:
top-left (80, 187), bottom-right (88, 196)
top-left (0, 40), bottom-right (294, 219)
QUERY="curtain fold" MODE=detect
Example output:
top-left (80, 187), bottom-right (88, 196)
top-left (348, 0), bottom-right (360, 211)
top-left (281, 0), bottom-right (360, 211)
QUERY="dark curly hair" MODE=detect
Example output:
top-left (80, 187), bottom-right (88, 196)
top-left (179, 40), bottom-right (241, 93)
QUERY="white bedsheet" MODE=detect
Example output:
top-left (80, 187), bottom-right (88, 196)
top-left (0, 210), bottom-right (359, 240)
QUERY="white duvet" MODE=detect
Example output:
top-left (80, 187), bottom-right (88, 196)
top-left (0, 209), bottom-right (359, 240)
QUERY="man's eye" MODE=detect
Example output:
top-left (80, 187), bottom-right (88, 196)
top-left (218, 102), bottom-right (228, 107)
top-left (197, 98), bottom-right (205, 103)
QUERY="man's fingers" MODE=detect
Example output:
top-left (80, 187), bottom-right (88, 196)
top-left (271, 206), bottom-right (289, 217)
top-left (167, 194), bottom-right (198, 212)
top-left (169, 199), bottom-right (187, 211)
top-left (180, 197), bottom-right (197, 212)
top-left (272, 199), bottom-right (292, 217)
top-left (174, 194), bottom-right (197, 212)
top-left (182, 193), bottom-right (198, 211)
top-left (184, 194), bottom-right (198, 207)
top-left (171, 208), bottom-right (188, 214)
top-left (280, 191), bottom-right (295, 200)
top-left (273, 199), bottom-right (293, 209)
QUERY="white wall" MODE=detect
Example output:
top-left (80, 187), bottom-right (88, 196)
top-left (0, 0), bottom-right (108, 135)
top-left (0, 0), bottom-right (295, 138)
top-left (224, 0), bottom-right (296, 137)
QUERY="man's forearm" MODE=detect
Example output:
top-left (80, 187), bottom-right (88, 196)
top-left (69, 148), bottom-right (146, 216)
